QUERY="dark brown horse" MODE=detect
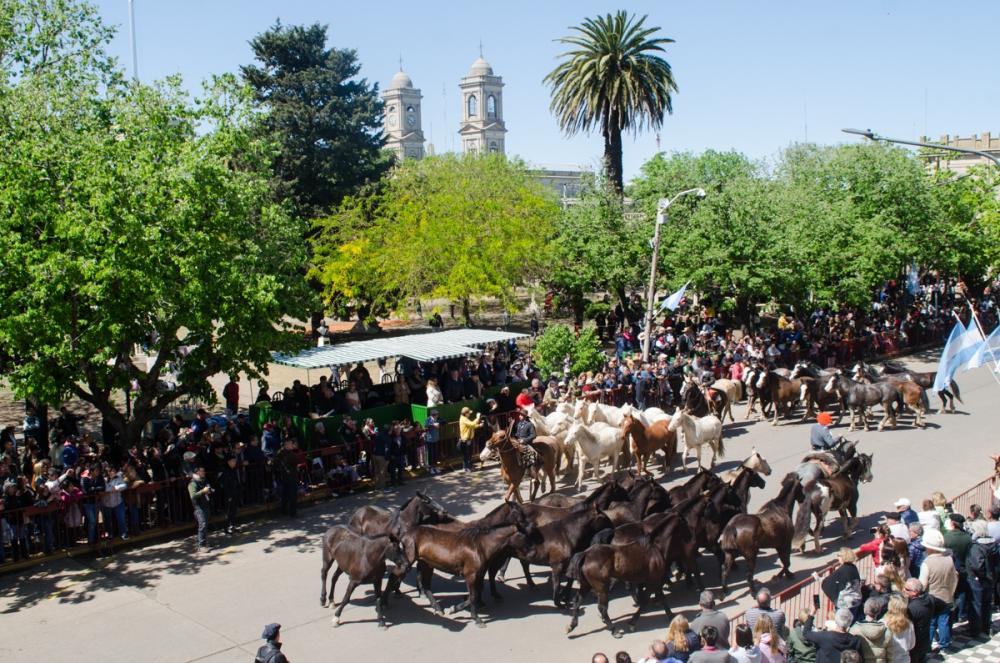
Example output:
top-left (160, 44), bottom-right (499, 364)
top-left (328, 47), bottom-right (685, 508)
top-left (480, 430), bottom-right (559, 502)
top-left (667, 467), bottom-right (724, 505)
top-left (719, 472), bottom-right (805, 596)
top-left (682, 375), bottom-right (730, 419)
top-left (868, 360), bottom-right (962, 413)
top-left (793, 452), bottom-right (874, 553)
top-left (621, 413), bottom-right (677, 476)
top-left (347, 491), bottom-right (454, 538)
top-left (565, 510), bottom-right (681, 638)
top-left (397, 501), bottom-right (536, 627)
top-left (319, 526), bottom-right (408, 629)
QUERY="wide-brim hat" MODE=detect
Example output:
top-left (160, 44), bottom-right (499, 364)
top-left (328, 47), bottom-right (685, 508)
top-left (923, 528), bottom-right (948, 552)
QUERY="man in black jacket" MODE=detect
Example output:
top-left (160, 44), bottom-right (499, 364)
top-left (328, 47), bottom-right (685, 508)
top-left (219, 455), bottom-right (242, 535)
top-left (966, 521), bottom-right (999, 637)
top-left (905, 578), bottom-right (947, 663)
top-left (255, 623), bottom-right (288, 663)
top-left (802, 606), bottom-right (861, 663)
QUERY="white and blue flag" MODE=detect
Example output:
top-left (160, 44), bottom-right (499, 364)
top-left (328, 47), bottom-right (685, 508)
top-left (906, 262), bottom-right (920, 296)
top-left (933, 319), bottom-right (983, 390)
top-left (659, 281), bottom-right (689, 312)
top-left (966, 324), bottom-right (1000, 371)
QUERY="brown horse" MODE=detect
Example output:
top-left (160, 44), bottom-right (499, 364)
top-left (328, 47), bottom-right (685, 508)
top-left (756, 370), bottom-right (814, 425)
top-left (319, 526), bottom-right (408, 629)
top-left (480, 431), bottom-right (559, 502)
top-left (877, 377), bottom-right (930, 428)
top-left (719, 473), bottom-right (805, 597)
top-left (620, 413), bottom-right (677, 476)
top-left (398, 502), bottom-right (536, 627)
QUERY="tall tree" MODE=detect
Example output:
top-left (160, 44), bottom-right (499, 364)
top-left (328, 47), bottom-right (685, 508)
top-left (311, 153), bottom-right (559, 325)
top-left (545, 11), bottom-right (677, 194)
top-left (241, 21), bottom-right (391, 219)
top-left (0, 14), bottom-right (316, 448)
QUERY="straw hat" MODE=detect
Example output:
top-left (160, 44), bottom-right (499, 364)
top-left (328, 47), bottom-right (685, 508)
top-left (923, 529), bottom-right (948, 552)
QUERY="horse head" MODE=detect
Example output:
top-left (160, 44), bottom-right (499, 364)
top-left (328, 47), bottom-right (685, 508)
top-left (744, 447), bottom-right (772, 476)
top-left (824, 374), bottom-right (839, 394)
top-left (790, 362), bottom-right (805, 379)
top-left (755, 370), bottom-right (769, 389)
top-left (504, 501), bottom-right (537, 537)
top-left (415, 491), bottom-right (453, 523)
top-left (858, 452), bottom-right (874, 483)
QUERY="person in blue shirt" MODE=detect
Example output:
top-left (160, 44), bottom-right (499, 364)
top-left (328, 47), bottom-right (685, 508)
top-left (894, 498), bottom-right (919, 526)
top-left (809, 412), bottom-right (839, 451)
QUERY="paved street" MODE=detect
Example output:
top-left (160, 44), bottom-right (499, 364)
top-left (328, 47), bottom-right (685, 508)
top-left (2, 350), bottom-right (997, 663)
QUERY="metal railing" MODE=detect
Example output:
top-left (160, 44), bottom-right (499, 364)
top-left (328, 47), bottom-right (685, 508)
top-left (723, 475), bottom-right (994, 646)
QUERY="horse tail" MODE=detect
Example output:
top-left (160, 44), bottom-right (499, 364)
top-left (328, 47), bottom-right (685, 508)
top-left (792, 489), bottom-right (812, 549)
top-left (715, 429), bottom-right (725, 459)
top-left (894, 389), bottom-right (904, 416)
top-left (720, 521), bottom-right (738, 553)
top-left (589, 527), bottom-right (615, 547)
top-left (919, 386), bottom-right (930, 412)
top-left (950, 379), bottom-right (963, 403)
top-left (566, 549), bottom-right (588, 580)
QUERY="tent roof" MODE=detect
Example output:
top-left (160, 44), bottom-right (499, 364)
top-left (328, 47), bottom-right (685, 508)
top-left (270, 328), bottom-right (527, 370)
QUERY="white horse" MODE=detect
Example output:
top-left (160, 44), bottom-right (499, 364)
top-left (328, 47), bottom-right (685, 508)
top-left (527, 408), bottom-right (575, 472)
top-left (564, 421), bottom-right (624, 490)
top-left (666, 408), bottom-right (725, 471)
top-left (575, 401), bottom-right (626, 427)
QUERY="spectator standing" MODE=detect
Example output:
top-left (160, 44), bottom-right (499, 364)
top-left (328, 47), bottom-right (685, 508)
top-left (730, 624), bottom-right (762, 663)
top-left (458, 407), bottom-right (481, 473)
top-left (754, 614), bottom-right (788, 663)
top-left (907, 523), bottom-right (926, 578)
top-left (965, 520), bottom-right (999, 637)
top-left (943, 513), bottom-right (972, 623)
top-left (689, 625), bottom-right (735, 663)
top-left (80, 463), bottom-right (106, 545)
top-left (100, 465), bottom-right (129, 540)
top-left (880, 595), bottom-right (914, 663)
top-left (273, 438), bottom-right (300, 517)
top-left (986, 507), bottom-right (1000, 543)
top-left (426, 378), bottom-right (444, 408)
top-left (822, 548), bottom-right (863, 618)
top-left (424, 410), bottom-right (441, 475)
top-left (746, 588), bottom-right (787, 635)
top-left (916, 499), bottom-right (940, 532)
top-left (691, 590), bottom-right (731, 647)
top-left (188, 466), bottom-right (212, 551)
top-left (387, 423), bottom-right (406, 488)
top-left (370, 426), bottom-right (389, 489)
top-left (222, 376), bottom-right (240, 416)
top-left (786, 609), bottom-right (817, 663)
top-left (665, 614), bottom-right (702, 662)
top-left (904, 578), bottom-right (946, 663)
top-left (893, 498), bottom-right (918, 526)
top-left (802, 608), bottom-right (861, 663)
top-left (918, 529), bottom-right (957, 652)
top-left (847, 598), bottom-right (891, 663)
top-left (219, 454), bottom-right (241, 535)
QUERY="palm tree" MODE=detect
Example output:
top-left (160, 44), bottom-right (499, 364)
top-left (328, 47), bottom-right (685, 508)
top-left (544, 11), bottom-right (677, 194)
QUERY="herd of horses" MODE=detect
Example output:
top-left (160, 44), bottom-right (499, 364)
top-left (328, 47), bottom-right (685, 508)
top-left (315, 356), bottom-right (956, 635)
top-left (319, 445), bottom-right (873, 636)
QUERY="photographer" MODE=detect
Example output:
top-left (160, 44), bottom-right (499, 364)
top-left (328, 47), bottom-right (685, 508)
top-left (188, 466), bottom-right (212, 551)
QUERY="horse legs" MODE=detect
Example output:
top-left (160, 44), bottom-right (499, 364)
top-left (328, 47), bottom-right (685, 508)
top-left (840, 508), bottom-right (853, 538)
top-left (327, 567), bottom-right (343, 609)
top-left (566, 582), bottom-right (589, 634)
top-left (488, 557), bottom-right (505, 601)
top-left (373, 575), bottom-right (388, 630)
top-left (332, 578), bottom-right (360, 626)
top-left (576, 455), bottom-right (586, 491)
top-left (775, 544), bottom-right (793, 580)
top-left (745, 550), bottom-right (760, 593)
top-left (546, 463), bottom-right (556, 494)
top-left (720, 550), bottom-right (736, 598)
top-left (321, 552), bottom-right (334, 607)
top-left (416, 562), bottom-right (443, 615)
top-left (622, 584), bottom-right (649, 636)
top-left (596, 587), bottom-right (615, 636)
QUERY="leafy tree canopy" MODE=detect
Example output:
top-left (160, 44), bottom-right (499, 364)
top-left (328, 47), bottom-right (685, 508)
top-left (242, 21), bottom-right (391, 219)
top-left (533, 324), bottom-right (605, 377)
top-left (311, 153), bottom-right (559, 324)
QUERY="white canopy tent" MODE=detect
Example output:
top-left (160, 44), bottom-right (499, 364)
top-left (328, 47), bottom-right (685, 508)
top-left (270, 329), bottom-right (527, 370)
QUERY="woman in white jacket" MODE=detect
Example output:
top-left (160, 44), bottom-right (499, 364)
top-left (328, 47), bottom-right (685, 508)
top-left (881, 595), bottom-right (914, 663)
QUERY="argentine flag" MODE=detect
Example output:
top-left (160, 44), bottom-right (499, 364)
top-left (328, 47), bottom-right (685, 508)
top-left (967, 324), bottom-right (1000, 371)
top-left (659, 281), bottom-right (689, 312)
top-left (933, 319), bottom-right (983, 391)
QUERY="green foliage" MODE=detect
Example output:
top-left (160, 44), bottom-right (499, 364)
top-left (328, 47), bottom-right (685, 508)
top-left (241, 21), bottom-right (391, 219)
top-left (0, 7), bottom-right (316, 443)
top-left (310, 153), bottom-right (559, 321)
top-left (532, 324), bottom-right (605, 377)
top-left (584, 301), bottom-right (611, 320)
top-left (545, 11), bottom-right (677, 193)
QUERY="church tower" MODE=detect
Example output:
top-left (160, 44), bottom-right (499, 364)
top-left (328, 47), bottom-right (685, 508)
top-left (458, 56), bottom-right (506, 154)
top-left (382, 69), bottom-right (425, 160)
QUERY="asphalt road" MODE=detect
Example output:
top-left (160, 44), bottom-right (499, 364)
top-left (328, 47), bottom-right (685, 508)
top-left (2, 350), bottom-right (996, 663)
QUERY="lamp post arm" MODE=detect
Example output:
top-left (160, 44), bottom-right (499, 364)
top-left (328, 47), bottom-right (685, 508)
top-left (843, 129), bottom-right (1000, 169)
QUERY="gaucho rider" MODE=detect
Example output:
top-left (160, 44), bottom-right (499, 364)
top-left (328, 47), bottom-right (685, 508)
top-left (512, 407), bottom-right (540, 471)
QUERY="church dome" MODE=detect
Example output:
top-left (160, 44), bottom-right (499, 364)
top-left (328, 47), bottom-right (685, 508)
top-left (387, 70), bottom-right (413, 90)
top-left (467, 57), bottom-right (493, 76)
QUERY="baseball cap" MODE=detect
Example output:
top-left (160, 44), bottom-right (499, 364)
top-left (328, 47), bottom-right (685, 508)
top-left (893, 498), bottom-right (910, 508)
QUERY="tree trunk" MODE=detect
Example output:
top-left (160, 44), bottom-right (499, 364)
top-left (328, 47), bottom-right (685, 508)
top-left (603, 123), bottom-right (624, 196)
top-left (571, 292), bottom-right (585, 327)
top-left (614, 286), bottom-right (639, 328)
top-left (462, 297), bottom-right (472, 328)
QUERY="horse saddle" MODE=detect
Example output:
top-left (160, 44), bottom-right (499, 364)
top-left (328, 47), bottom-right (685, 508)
top-left (515, 440), bottom-right (540, 468)
top-left (801, 452), bottom-right (840, 478)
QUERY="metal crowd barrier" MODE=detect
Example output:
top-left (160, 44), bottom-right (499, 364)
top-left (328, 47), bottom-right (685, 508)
top-left (723, 474), bottom-right (993, 646)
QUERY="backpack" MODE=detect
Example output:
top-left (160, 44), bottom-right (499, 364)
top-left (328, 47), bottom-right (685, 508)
top-left (836, 579), bottom-right (863, 610)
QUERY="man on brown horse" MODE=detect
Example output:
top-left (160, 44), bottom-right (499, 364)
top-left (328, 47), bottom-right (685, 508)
top-left (511, 409), bottom-right (540, 470)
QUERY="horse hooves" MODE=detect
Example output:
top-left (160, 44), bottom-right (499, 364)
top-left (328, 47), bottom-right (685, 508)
top-left (495, 575), bottom-right (506, 584)
top-left (627, 624), bottom-right (637, 633)
top-left (566, 624), bottom-right (575, 634)
top-left (476, 620), bottom-right (487, 629)
top-left (332, 617), bottom-right (341, 627)
top-left (612, 630), bottom-right (625, 639)
top-left (378, 622), bottom-right (389, 630)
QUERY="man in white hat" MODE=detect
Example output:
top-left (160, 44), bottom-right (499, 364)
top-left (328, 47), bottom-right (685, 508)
top-left (879, 512), bottom-right (909, 541)
top-left (894, 498), bottom-right (918, 526)
top-left (918, 529), bottom-right (957, 652)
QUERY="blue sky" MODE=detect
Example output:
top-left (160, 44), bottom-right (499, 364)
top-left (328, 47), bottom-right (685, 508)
top-left (93, 0), bottom-right (999, 181)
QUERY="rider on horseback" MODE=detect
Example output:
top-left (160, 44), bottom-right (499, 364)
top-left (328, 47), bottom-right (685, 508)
top-left (809, 412), bottom-right (842, 451)
top-left (511, 409), bottom-right (539, 469)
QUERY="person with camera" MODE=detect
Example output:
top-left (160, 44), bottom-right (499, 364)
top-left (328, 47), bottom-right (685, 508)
top-left (188, 466), bottom-right (212, 551)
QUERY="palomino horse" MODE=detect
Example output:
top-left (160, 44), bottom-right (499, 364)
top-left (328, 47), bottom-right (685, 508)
top-left (710, 379), bottom-right (743, 422)
top-left (666, 408), bottom-right (724, 471)
top-left (719, 473), bottom-right (805, 597)
top-left (527, 408), bottom-right (575, 473)
top-left (825, 370), bottom-right (901, 431)
top-left (793, 452), bottom-right (874, 554)
top-left (319, 526), bottom-right (408, 629)
top-left (564, 421), bottom-right (625, 490)
top-left (480, 431), bottom-right (558, 502)
top-left (620, 412), bottom-right (677, 476)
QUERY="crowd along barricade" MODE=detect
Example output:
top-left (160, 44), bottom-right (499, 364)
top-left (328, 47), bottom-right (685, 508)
top-left (723, 474), bottom-right (994, 647)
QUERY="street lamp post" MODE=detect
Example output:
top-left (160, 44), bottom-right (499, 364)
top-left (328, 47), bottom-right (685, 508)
top-left (641, 188), bottom-right (706, 362)
top-left (128, 0), bottom-right (138, 80)
top-left (841, 128), bottom-right (1000, 168)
